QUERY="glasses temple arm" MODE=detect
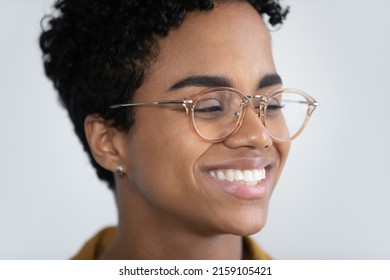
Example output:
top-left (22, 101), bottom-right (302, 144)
top-left (108, 100), bottom-right (193, 109)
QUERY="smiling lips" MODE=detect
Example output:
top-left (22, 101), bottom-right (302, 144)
top-left (209, 168), bottom-right (266, 186)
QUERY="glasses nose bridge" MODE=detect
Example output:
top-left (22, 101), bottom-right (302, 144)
top-left (246, 95), bottom-right (268, 119)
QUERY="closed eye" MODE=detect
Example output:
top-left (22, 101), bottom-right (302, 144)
top-left (194, 98), bottom-right (224, 113)
top-left (267, 104), bottom-right (284, 110)
top-left (195, 105), bottom-right (223, 113)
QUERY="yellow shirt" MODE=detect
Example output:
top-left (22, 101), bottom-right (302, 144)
top-left (71, 227), bottom-right (272, 260)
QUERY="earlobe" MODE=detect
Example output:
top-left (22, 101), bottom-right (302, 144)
top-left (84, 114), bottom-right (125, 174)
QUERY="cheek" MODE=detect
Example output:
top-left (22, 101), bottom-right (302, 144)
top-left (121, 112), bottom-right (217, 228)
top-left (272, 141), bottom-right (290, 187)
top-left (123, 109), bottom-right (210, 196)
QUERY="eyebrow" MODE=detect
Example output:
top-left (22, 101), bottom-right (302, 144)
top-left (258, 73), bottom-right (283, 89)
top-left (170, 75), bottom-right (234, 89)
top-left (169, 73), bottom-right (283, 91)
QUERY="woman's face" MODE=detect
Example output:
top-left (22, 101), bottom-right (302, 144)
top-left (119, 2), bottom-right (290, 236)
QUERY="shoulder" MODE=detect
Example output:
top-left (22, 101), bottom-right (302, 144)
top-left (70, 227), bottom-right (116, 260)
top-left (243, 236), bottom-right (272, 260)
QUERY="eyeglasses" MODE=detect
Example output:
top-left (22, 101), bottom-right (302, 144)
top-left (108, 87), bottom-right (319, 142)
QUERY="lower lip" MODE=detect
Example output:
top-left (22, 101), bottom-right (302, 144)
top-left (207, 171), bottom-right (270, 200)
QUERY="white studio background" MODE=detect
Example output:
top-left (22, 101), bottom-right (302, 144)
top-left (0, 0), bottom-right (389, 259)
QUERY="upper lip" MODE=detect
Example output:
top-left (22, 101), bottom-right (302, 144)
top-left (202, 156), bottom-right (273, 172)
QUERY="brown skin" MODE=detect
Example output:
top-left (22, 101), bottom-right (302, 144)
top-left (85, 2), bottom-right (290, 259)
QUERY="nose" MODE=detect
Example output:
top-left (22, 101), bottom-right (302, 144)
top-left (224, 107), bottom-right (272, 149)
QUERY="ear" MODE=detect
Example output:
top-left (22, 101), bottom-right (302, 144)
top-left (84, 114), bottom-right (126, 173)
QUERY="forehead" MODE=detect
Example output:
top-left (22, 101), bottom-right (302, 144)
top-left (141, 2), bottom-right (275, 94)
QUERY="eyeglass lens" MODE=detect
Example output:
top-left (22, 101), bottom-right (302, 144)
top-left (191, 90), bottom-right (243, 141)
top-left (265, 92), bottom-right (309, 141)
top-left (191, 89), bottom-right (310, 141)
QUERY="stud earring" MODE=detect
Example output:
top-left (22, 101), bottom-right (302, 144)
top-left (115, 165), bottom-right (125, 175)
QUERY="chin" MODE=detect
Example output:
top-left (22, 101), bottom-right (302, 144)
top-left (221, 208), bottom-right (269, 236)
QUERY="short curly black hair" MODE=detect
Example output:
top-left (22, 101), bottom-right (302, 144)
top-left (40, 0), bottom-right (289, 191)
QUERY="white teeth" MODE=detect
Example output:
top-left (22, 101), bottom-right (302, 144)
top-left (253, 169), bottom-right (262, 181)
top-left (217, 170), bottom-right (225, 180)
top-left (210, 168), bottom-right (266, 185)
top-left (234, 170), bottom-right (244, 181)
top-left (243, 170), bottom-right (254, 182)
top-left (226, 169), bottom-right (235, 182)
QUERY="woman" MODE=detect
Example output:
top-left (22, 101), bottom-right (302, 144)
top-left (40, 0), bottom-right (318, 259)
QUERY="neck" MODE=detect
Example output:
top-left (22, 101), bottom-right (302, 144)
top-left (102, 229), bottom-right (243, 260)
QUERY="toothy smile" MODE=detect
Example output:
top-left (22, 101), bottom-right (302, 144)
top-left (209, 168), bottom-right (266, 186)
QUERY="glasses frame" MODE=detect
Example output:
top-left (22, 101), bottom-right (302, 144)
top-left (108, 87), bottom-right (319, 142)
